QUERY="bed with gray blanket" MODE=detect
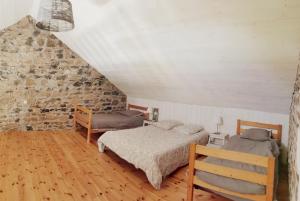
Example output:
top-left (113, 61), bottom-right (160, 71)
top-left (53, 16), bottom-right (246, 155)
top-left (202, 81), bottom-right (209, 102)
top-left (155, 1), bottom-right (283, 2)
top-left (74, 104), bottom-right (149, 143)
top-left (196, 135), bottom-right (280, 201)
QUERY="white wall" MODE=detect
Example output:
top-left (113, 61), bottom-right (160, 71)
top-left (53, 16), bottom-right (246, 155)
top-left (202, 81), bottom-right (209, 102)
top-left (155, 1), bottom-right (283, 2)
top-left (129, 97), bottom-right (289, 162)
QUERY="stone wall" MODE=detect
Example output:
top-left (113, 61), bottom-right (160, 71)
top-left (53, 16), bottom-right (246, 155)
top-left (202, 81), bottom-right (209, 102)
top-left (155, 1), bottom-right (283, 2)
top-left (0, 16), bottom-right (126, 131)
top-left (289, 62), bottom-right (300, 201)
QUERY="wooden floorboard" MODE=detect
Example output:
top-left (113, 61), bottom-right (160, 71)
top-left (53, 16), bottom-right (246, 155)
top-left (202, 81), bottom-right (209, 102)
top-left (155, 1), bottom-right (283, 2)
top-left (0, 130), bottom-right (288, 201)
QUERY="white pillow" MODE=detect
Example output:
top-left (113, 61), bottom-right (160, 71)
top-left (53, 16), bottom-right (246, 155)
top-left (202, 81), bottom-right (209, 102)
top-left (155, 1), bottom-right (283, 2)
top-left (152, 120), bottom-right (183, 130)
top-left (173, 124), bottom-right (204, 135)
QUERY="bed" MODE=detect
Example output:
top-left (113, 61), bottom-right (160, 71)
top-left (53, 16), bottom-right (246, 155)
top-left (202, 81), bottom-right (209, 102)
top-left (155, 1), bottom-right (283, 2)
top-left (74, 104), bottom-right (149, 143)
top-left (187, 119), bottom-right (282, 201)
top-left (98, 122), bottom-right (209, 189)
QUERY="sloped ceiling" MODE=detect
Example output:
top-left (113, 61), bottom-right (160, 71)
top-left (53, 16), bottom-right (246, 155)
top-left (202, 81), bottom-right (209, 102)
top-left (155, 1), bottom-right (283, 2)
top-left (0, 0), bottom-right (34, 29)
top-left (2, 0), bottom-right (300, 114)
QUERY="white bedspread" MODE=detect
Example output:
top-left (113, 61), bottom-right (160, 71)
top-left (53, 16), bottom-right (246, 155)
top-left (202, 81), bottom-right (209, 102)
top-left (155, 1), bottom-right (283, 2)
top-left (98, 125), bottom-right (209, 189)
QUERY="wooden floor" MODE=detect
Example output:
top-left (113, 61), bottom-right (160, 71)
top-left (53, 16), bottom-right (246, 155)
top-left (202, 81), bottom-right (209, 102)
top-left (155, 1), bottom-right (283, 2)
top-left (0, 130), bottom-right (288, 201)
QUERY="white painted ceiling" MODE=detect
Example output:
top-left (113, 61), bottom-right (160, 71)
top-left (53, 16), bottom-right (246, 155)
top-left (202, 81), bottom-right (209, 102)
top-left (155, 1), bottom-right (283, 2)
top-left (0, 0), bottom-right (35, 29)
top-left (1, 0), bottom-right (300, 114)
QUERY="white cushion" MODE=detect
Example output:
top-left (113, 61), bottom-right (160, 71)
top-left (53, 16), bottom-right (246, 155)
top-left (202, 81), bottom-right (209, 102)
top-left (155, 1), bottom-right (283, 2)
top-left (152, 120), bottom-right (183, 130)
top-left (173, 124), bottom-right (204, 135)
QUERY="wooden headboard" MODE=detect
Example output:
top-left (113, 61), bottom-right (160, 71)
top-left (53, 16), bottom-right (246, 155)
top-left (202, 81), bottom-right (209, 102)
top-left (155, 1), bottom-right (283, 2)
top-left (236, 119), bottom-right (282, 144)
top-left (127, 104), bottom-right (149, 120)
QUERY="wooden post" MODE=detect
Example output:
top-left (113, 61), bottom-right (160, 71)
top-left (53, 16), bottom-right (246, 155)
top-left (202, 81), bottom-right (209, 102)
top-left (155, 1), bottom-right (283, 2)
top-left (87, 128), bottom-right (91, 144)
top-left (277, 124), bottom-right (282, 145)
top-left (73, 105), bottom-right (78, 130)
top-left (187, 144), bottom-right (196, 201)
top-left (87, 109), bottom-right (93, 144)
top-left (236, 119), bottom-right (241, 135)
top-left (266, 157), bottom-right (275, 201)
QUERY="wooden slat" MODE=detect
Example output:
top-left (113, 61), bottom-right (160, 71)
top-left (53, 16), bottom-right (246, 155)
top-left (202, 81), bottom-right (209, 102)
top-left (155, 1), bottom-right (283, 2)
top-left (76, 105), bottom-right (91, 114)
top-left (239, 120), bottom-right (281, 130)
top-left (194, 161), bottom-right (268, 185)
top-left (92, 128), bottom-right (117, 133)
top-left (75, 118), bottom-right (88, 128)
top-left (128, 104), bottom-right (149, 120)
top-left (195, 145), bottom-right (269, 167)
top-left (75, 112), bottom-right (89, 124)
top-left (193, 177), bottom-right (266, 201)
top-left (128, 104), bottom-right (148, 112)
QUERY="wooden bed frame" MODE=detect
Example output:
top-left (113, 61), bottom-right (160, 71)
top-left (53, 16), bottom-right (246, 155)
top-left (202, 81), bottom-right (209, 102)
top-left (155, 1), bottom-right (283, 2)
top-left (187, 119), bottom-right (282, 201)
top-left (74, 104), bottom-right (149, 143)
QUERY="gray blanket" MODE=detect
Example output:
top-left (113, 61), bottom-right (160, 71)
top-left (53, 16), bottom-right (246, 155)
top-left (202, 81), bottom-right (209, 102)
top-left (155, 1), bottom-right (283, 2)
top-left (196, 135), bottom-right (279, 201)
top-left (92, 111), bottom-right (144, 129)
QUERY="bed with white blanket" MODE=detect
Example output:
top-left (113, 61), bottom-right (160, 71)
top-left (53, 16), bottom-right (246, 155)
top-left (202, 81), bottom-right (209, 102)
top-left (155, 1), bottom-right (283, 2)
top-left (98, 121), bottom-right (209, 189)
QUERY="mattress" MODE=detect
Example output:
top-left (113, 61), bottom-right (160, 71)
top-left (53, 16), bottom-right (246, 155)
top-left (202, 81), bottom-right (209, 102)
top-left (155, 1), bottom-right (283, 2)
top-left (92, 111), bottom-right (144, 129)
top-left (196, 135), bottom-right (280, 201)
top-left (98, 125), bottom-right (209, 189)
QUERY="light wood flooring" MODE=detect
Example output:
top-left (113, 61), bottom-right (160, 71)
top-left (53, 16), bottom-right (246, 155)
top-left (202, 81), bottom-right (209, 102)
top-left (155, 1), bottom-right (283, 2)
top-left (0, 130), bottom-right (288, 201)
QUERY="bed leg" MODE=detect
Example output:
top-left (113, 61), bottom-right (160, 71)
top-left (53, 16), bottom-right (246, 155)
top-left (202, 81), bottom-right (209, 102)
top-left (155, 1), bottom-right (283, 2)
top-left (187, 184), bottom-right (194, 201)
top-left (87, 108), bottom-right (93, 144)
top-left (87, 128), bottom-right (91, 144)
top-left (266, 157), bottom-right (275, 201)
top-left (99, 143), bottom-right (105, 153)
top-left (187, 144), bottom-right (196, 201)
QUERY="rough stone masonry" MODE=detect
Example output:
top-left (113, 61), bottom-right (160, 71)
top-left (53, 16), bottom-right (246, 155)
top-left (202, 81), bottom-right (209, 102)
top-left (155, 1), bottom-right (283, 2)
top-left (289, 61), bottom-right (300, 201)
top-left (0, 16), bottom-right (126, 131)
